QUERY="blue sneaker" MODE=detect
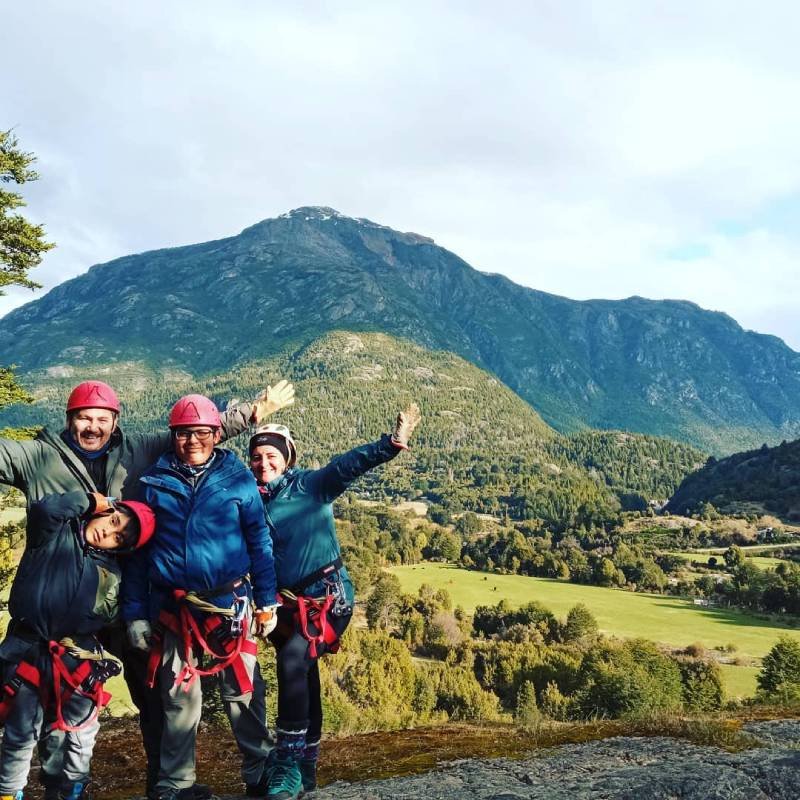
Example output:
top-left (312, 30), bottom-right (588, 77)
top-left (267, 753), bottom-right (302, 800)
top-left (60, 782), bottom-right (88, 800)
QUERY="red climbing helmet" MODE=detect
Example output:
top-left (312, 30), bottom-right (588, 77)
top-left (117, 501), bottom-right (156, 549)
top-left (168, 394), bottom-right (221, 428)
top-left (66, 381), bottom-right (121, 414)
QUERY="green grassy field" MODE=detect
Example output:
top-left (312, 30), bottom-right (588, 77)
top-left (390, 563), bottom-right (800, 698)
top-left (718, 664), bottom-right (760, 699)
top-left (667, 551), bottom-right (786, 570)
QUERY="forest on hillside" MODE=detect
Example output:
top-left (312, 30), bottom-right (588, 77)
top-left (0, 332), bottom-right (706, 532)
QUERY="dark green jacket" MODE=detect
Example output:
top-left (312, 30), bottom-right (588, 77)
top-left (9, 491), bottom-right (122, 641)
top-left (0, 403), bottom-right (253, 506)
top-left (260, 434), bottom-right (400, 606)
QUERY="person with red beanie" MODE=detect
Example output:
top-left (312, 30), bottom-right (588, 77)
top-left (0, 491), bottom-right (155, 800)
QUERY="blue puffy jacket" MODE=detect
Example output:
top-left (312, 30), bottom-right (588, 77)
top-left (121, 448), bottom-right (276, 621)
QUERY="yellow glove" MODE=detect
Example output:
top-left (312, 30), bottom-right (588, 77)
top-left (391, 403), bottom-right (421, 450)
top-left (251, 380), bottom-right (295, 423)
top-left (89, 492), bottom-right (114, 515)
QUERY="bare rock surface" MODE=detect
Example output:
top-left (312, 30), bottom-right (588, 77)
top-left (297, 720), bottom-right (800, 800)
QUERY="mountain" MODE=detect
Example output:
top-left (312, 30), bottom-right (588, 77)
top-left (1, 206), bottom-right (798, 452)
top-left (0, 331), bottom-right (703, 525)
top-left (667, 436), bottom-right (800, 520)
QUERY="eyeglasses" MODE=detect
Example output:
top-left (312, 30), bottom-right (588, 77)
top-left (173, 428), bottom-right (215, 442)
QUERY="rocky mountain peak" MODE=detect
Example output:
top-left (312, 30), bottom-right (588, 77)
top-left (1, 210), bottom-right (800, 453)
top-left (278, 206), bottom-right (350, 221)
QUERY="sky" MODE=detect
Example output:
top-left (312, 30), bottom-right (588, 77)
top-left (3, 1), bottom-right (800, 349)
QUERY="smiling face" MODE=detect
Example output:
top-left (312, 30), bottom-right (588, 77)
top-left (84, 506), bottom-right (137, 551)
top-left (68, 408), bottom-right (118, 452)
top-left (250, 444), bottom-right (288, 484)
top-left (172, 426), bottom-right (221, 466)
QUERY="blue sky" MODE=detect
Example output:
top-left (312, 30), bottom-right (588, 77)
top-left (2, 1), bottom-right (799, 349)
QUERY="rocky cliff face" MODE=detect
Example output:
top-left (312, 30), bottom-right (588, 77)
top-left (302, 719), bottom-right (799, 800)
top-left (2, 206), bottom-right (799, 452)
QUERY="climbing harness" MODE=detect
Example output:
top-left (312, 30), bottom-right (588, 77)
top-left (0, 632), bottom-right (121, 733)
top-left (146, 578), bottom-right (258, 694)
top-left (278, 558), bottom-right (351, 658)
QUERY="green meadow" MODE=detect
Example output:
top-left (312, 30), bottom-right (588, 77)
top-left (667, 551), bottom-right (785, 570)
top-left (390, 563), bottom-right (800, 698)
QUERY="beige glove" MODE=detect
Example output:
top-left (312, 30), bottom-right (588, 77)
top-left (391, 403), bottom-right (421, 450)
top-left (88, 492), bottom-right (114, 515)
top-left (253, 605), bottom-right (279, 638)
top-left (127, 620), bottom-right (152, 651)
top-left (251, 380), bottom-right (295, 423)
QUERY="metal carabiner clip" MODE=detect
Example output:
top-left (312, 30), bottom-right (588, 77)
top-left (229, 596), bottom-right (249, 637)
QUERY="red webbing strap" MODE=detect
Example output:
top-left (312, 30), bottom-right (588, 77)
top-left (15, 661), bottom-right (41, 688)
top-left (0, 660), bottom-right (42, 725)
top-left (230, 638), bottom-right (259, 695)
top-left (171, 590), bottom-right (249, 694)
top-left (294, 594), bottom-right (336, 658)
top-left (49, 642), bottom-right (110, 733)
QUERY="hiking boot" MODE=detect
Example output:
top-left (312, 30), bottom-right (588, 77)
top-left (267, 753), bottom-right (302, 800)
top-left (246, 749), bottom-right (277, 797)
top-left (299, 759), bottom-right (317, 793)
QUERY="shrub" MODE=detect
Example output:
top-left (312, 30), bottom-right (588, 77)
top-left (514, 680), bottom-right (541, 730)
top-left (757, 635), bottom-right (800, 701)
top-left (562, 603), bottom-right (599, 642)
top-left (678, 658), bottom-right (724, 711)
top-left (539, 681), bottom-right (569, 721)
top-left (575, 639), bottom-right (683, 719)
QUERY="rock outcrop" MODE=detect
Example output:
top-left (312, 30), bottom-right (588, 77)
top-left (307, 720), bottom-right (800, 800)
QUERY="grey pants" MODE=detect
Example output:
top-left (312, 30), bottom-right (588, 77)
top-left (156, 628), bottom-right (270, 792)
top-left (0, 653), bottom-right (99, 794)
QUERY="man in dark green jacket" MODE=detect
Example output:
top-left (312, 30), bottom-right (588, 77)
top-left (249, 404), bottom-right (420, 800)
top-left (0, 378), bottom-right (294, 799)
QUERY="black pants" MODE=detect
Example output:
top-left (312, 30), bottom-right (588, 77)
top-left (98, 626), bottom-right (163, 793)
top-left (269, 607), bottom-right (351, 741)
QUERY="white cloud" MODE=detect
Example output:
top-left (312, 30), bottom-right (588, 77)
top-left (2, 0), bottom-right (800, 351)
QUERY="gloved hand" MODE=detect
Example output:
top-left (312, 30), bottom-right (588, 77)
top-left (251, 380), bottom-right (295, 423)
top-left (253, 605), bottom-right (279, 638)
top-left (391, 403), bottom-right (421, 450)
top-left (88, 492), bottom-right (115, 515)
top-left (127, 620), bottom-right (152, 651)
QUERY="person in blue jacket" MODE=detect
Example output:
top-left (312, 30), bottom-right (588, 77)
top-left (122, 394), bottom-right (279, 800)
top-left (0, 490), bottom-right (155, 800)
top-left (249, 404), bottom-right (421, 800)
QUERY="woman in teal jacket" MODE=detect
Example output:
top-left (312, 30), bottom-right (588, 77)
top-left (249, 404), bottom-right (420, 800)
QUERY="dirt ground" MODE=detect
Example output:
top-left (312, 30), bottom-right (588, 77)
top-left (24, 718), bottom-right (539, 799)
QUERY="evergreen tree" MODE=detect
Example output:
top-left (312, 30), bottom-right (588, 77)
top-left (0, 130), bottom-right (52, 413)
top-left (757, 635), bottom-right (800, 701)
top-left (0, 129), bottom-right (53, 292)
